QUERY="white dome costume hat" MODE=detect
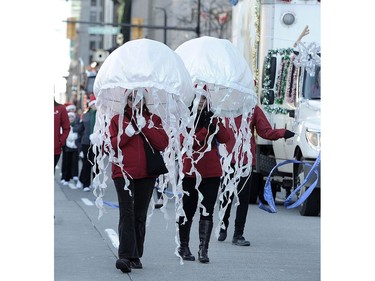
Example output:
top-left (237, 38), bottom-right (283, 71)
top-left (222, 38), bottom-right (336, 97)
top-left (175, 36), bottom-right (257, 238)
top-left (92, 38), bottom-right (194, 220)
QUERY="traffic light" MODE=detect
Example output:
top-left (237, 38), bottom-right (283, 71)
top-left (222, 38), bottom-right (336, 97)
top-left (67, 17), bottom-right (77, 39)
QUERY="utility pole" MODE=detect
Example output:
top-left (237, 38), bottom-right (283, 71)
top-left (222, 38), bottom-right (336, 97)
top-left (197, 0), bottom-right (201, 37)
top-left (154, 7), bottom-right (167, 44)
top-left (121, 0), bottom-right (132, 43)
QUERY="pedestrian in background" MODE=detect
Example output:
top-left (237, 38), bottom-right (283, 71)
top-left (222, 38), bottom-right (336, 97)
top-left (66, 103), bottom-right (82, 183)
top-left (109, 89), bottom-right (168, 273)
top-left (75, 94), bottom-right (97, 192)
top-left (60, 112), bottom-right (81, 187)
top-left (178, 88), bottom-right (230, 264)
top-left (218, 104), bottom-right (294, 245)
top-left (54, 98), bottom-right (70, 171)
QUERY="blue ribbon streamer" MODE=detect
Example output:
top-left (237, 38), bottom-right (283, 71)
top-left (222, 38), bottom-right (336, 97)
top-left (103, 201), bottom-right (119, 208)
top-left (259, 153), bottom-right (320, 213)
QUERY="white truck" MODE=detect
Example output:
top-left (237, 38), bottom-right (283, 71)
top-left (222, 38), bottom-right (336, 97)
top-left (232, 0), bottom-right (321, 216)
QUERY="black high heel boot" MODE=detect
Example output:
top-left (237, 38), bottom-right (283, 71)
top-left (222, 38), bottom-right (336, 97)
top-left (178, 220), bottom-right (195, 261)
top-left (198, 220), bottom-right (213, 263)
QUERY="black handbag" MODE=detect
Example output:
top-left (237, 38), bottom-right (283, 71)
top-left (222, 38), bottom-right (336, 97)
top-left (124, 111), bottom-right (168, 175)
top-left (142, 138), bottom-right (168, 175)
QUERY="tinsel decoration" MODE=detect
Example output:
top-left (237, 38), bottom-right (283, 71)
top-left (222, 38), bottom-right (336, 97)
top-left (262, 48), bottom-right (293, 114)
top-left (294, 42), bottom-right (321, 77)
top-left (253, 0), bottom-right (260, 94)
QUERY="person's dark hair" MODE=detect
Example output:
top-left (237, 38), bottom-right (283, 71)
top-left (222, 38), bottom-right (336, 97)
top-left (124, 100), bottom-right (151, 116)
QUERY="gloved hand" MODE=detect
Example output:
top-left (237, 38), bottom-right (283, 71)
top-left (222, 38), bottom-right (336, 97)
top-left (208, 117), bottom-right (218, 134)
top-left (208, 123), bottom-right (216, 134)
top-left (136, 115), bottom-right (146, 130)
top-left (125, 124), bottom-right (137, 137)
top-left (284, 130), bottom-right (295, 139)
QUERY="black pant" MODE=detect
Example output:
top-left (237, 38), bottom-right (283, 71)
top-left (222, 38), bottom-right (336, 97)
top-left (79, 144), bottom-right (95, 187)
top-left (54, 154), bottom-right (61, 172)
top-left (220, 168), bottom-right (252, 236)
top-left (61, 149), bottom-right (79, 181)
top-left (114, 177), bottom-right (156, 259)
top-left (179, 177), bottom-right (220, 223)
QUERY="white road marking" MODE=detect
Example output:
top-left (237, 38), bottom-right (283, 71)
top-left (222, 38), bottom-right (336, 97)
top-left (105, 228), bottom-right (119, 249)
top-left (81, 198), bottom-right (94, 206)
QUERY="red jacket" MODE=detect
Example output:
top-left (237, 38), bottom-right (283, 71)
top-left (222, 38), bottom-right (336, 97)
top-left (225, 105), bottom-right (286, 166)
top-left (182, 118), bottom-right (230, 178)
top-left (54, 103), bottom-right (70, 155)
top-left (109, 108), bottom-right (168, 179)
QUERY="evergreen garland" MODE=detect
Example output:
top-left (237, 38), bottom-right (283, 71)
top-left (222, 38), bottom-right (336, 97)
top-left (262, 47), bottom-right (293, 114)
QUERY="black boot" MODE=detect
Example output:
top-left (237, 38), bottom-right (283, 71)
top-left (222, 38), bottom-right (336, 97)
top-left (178, 220), bottom-right (195, 261)
top-left (198, 220), bottom-right (213, 263)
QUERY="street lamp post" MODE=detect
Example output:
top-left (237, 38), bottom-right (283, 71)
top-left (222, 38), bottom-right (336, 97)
top-left (154, 7), bottom-right (167, 44)
top-left (197, 0), bottom-right (201, 37)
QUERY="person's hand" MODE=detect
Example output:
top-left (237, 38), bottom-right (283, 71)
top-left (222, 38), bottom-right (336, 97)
top-left (208, 117), bottom-right (218, 134)
top-left (284, 130), bottom-right (295, 139)
top-left (208, 123), bottom-right (216, 134)
top-left (136, 115), bottom-right (146, 130)
top-left (79, 151), bottom-right (84, 158)
top-left (125, 124), bottom-right (137, 137)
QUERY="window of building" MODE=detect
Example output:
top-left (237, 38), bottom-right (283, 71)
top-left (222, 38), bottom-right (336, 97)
top-left (90, 11), bottom-right (96, 23)
top-left (90, 41), bottom-right (96, 50)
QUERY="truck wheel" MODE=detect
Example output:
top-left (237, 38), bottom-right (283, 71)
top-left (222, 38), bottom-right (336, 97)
top-left (298, 185), bottom-right (320, 216)
top-left (294, 157), bottom-right (321, 216)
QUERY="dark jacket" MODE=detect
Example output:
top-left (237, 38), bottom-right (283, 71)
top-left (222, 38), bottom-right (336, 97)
top-left (109, 107), bottom-right (168, 180)
top-left (76, 108), bottom-right (96, 146)
top-left (64, 115), bottom-right (82, 153)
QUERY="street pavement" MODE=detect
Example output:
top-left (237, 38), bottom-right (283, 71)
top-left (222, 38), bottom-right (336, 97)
top-left (54, 163), bottom-right (320, 281)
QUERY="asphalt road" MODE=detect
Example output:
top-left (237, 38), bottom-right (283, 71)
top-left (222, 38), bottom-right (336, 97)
top-left (54, 161), bottom-right (320, 281)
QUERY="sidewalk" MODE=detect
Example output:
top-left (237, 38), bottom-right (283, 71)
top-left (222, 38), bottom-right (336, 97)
top-left (54, 174), bottom-right (320, 281)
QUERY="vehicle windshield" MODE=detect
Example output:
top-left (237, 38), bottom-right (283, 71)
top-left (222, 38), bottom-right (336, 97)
top-left (302, 65), bottom-right (320, 100)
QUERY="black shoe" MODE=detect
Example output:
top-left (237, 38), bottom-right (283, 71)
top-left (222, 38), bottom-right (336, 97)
top-left (178, 246), bottom-right (195, 261)
top-left (218, 229), bottom-right (227, 242)
top-left (130, 258), bottom-right (142, 269)
top-left (232, 236), bottom-right (250, 246)
top-left (116, 258), bottom-right (131, 273)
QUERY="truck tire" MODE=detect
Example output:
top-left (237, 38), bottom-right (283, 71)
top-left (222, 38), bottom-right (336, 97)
top-left (298, 185), bottom-right (320, 216)
top-left (294, 157), bottom-right (320, 216)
